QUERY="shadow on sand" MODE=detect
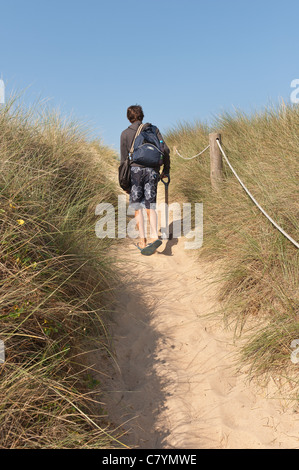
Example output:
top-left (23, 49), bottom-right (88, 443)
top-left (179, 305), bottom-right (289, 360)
top-left (97, 261), bottom-right (172, 449)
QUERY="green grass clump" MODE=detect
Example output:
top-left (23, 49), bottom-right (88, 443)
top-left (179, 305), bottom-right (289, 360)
top-left (166, 103), bottom-right (299, 388)
top-left (0, 98), bottom-right (125, 448)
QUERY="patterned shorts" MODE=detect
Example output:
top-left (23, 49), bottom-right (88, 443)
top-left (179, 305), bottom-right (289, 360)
top-left (129, 166), bottom-right (159, 210)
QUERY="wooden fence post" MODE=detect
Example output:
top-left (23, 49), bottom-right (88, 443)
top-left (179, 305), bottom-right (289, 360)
top-left (209, 133), bottom-right (223, 189)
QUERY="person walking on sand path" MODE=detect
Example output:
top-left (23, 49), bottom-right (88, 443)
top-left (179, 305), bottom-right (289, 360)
top-left (120, 105), bottom-right (171, 254)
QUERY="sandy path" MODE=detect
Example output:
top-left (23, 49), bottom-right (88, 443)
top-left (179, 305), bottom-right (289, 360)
top-left (101, 190), bottom-right (298, 449)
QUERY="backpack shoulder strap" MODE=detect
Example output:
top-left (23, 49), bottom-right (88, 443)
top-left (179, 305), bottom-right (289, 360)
top-left (129, 124), bottom-right (144, 154)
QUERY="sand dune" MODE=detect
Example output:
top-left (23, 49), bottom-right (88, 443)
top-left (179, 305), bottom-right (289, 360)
top-left (101, 190), bottom-right (298, 449)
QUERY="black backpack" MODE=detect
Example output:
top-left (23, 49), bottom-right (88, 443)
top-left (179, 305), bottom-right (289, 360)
top-left (118, 155), bottom-right (131, 193)
top-left (118, 124), bottom-right (143, 193)
top-left (131, 123), bottom-right (164, 168)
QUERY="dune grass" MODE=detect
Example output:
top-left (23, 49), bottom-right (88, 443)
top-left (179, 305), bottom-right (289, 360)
top-left (0, 98), bottom-right (125, 448)
top-left (165, 103), bottom-right (299, 390)
top-left (1, 94), bottom-right (297, 445)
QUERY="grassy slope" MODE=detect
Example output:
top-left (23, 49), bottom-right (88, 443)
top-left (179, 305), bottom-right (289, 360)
top-left (0, 100), bottom-right (125, 448)
top-left (165, 104), bottom-right (299, 393)
top-left (1, 97), bottom-right (298, 447)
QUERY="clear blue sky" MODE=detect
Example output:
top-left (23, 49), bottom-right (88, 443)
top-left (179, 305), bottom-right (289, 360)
top-left (1, 0), bottom-right (299, 153)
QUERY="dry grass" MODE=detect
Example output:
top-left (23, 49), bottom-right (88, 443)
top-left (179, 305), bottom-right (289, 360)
top-left (0, 97), bottom-right (125, 448)
top-left (165, 103), bottom-right (299, 389)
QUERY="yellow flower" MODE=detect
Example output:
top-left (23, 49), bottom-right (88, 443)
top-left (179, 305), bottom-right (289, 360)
top-left (17, 219), bottom-right (25, 226)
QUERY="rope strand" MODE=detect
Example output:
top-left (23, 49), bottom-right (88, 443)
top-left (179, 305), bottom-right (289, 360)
top-left (175, 144), bottom-right (210, 160)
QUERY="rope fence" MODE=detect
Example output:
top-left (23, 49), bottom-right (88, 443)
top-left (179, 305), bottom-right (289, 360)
top-left (216, 139), bottom-right (299, 250)
top-left (174, 135), bottom-right (299, 250)
top-left (175, 144), bottom-right (210, 160)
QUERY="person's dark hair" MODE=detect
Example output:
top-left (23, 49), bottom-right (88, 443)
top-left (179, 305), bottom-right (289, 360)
top-left (127, 105), bottom-right (144, 123)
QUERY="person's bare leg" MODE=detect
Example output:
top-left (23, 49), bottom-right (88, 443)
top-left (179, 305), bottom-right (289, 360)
top-left (146, 208), bottom-right (159, 244)
top-left (135, 209), bottom-right (146, 248)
